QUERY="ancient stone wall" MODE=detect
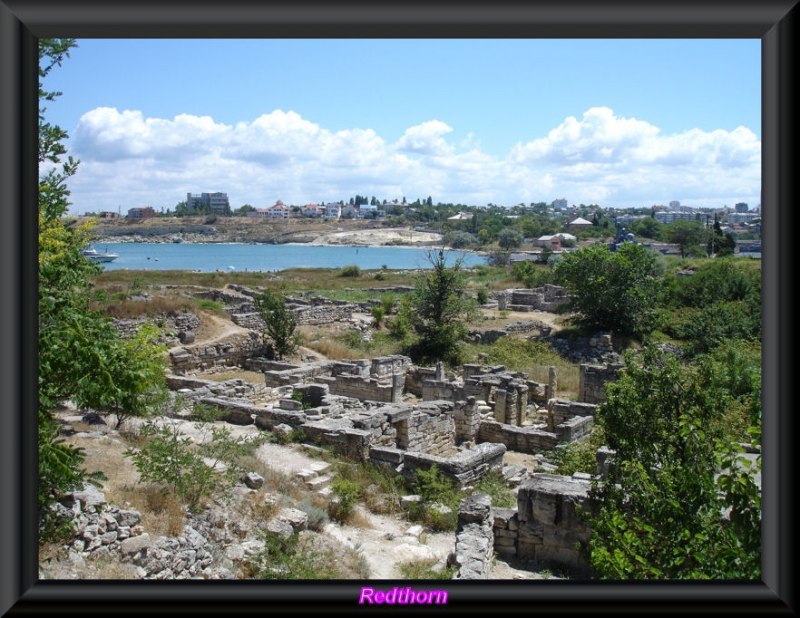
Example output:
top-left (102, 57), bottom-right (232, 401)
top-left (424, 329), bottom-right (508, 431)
top-left (165, 376), bottom-right (267, 401)
top-left (555, 415), bottom-right (594, 443)
top-left (399, 442), bottom-right (506, 487)
top-left (578, 363), bottom-right (623, 403)
top-left (448, 494), bottom-right (494, 579)
top-left (113, 313), bottom-right (201, 344)
top-left (453, 398), bottom-right (481, 444)
top-left (319, 374), bottom-right (401, 403)
top-left (263, 360), bottom-right (338, 387)
top-left (493, 285), bottom-right (571, 313)
top-left (547, 399), bottom-right (598, 432)
top-left (500, 474), bottom-right (592, 578)
top-left (394, 402), bottom-right (456, 456)
top-left (168, 333), bottom-right (270, 374)
top-left (477, 420), bottom-right (558, 452)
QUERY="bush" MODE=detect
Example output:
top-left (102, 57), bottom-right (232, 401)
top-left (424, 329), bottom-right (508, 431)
top-left (476, 289), bottom-right (489, 305)
top-left (371, 305), bottom-right (386, 327)
top-left (252, 532), bottom-right (338, 580)
top-left (339, 264), bottom-right (361, 278)
top-left (124, 418), bottom-right (265, 511)
top-left (330, 476), bottom-right (362, 521)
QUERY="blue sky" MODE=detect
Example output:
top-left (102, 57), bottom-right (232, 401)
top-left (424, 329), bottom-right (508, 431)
top-left (41, 38), bottom-right (761, 214)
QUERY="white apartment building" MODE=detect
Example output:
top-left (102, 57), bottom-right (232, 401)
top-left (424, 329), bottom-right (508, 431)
top-left (186, 192), bottom-right (230, 213)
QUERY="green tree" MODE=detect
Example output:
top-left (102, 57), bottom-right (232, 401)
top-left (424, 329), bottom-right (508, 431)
top-left (254, 289), bottom-right (300, 360)
top-left (497, 227), bottom-right (524, 250)
top-left (125, 410), bottom-right (265, 511)
top-left (398, 250), bottom-right (479, 365)
top-left (38, 39), bottom-right (167, 538)
top-left (552, 243), bottom-right (662, 338)
top-left (665, 220), bottom-right (707, 258)
top-left (235, 204), bottom-right (256, 216)
top-left (658, 258), bottom-right (761, 356)
top-left (445, 230), bottom-right (477, 249)
top-left (628, 217), bottom-right (663, 241)
top-left (585, 347), bottom-right (761, 579)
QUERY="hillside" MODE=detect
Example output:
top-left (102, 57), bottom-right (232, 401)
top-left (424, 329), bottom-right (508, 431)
top-left (79, 215), bottom-right (444, 247)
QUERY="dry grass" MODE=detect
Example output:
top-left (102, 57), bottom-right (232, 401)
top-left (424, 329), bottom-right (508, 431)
top-left (201, 369), bottom-right (266, 384)
top-left (339, 505), bottom-right (375, 530)
top-left (95, 293), bottom-right (196, 319)
top-left (63, 425), bottom-right (190, 538)
top-left (299, 326), bottom-right (364, 361)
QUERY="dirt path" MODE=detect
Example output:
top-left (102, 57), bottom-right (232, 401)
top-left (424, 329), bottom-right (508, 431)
top-left (194, 310), bottom-right (251, 344)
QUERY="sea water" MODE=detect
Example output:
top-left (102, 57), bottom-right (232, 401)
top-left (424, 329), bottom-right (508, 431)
top-left (94, 243), bottom-right (486, 272)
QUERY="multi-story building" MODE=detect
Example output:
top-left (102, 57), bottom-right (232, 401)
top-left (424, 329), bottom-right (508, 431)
top-left (552, 198), bottom-right (568, 210)
top-left (246, 200), bottom-right (290, 219)
top-left (325, 202), bottom-right (342, 220)
top-left (127, 207), bottom-right (155, 219)
top-left (186, 192), bottom-right (230, 213)
top-left (654, 210), bottom-right (713, 225)
top-left (302, 204), bottom-right (322, 218)
top-left (729, 212), bottom-right (760, 224)
top-left (735, 202), bottom-right (749, 213)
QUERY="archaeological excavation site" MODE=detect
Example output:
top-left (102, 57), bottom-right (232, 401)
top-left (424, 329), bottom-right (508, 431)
top-left (43, 282), bottom-right (633, 581)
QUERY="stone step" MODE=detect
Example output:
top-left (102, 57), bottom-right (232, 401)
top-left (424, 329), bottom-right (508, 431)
top-left (305, 473), bottom-right (334, 490)
top-left (309, 461), bottom-right (331, 475)
top-left (296, 469), bottom-right (317, 482)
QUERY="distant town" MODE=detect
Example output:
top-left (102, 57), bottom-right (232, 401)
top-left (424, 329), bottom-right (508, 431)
top-left (87, 191), bottom-right (761, 257)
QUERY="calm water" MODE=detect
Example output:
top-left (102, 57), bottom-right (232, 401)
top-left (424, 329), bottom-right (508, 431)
top-left (93, 243), bottom-right (486, 273)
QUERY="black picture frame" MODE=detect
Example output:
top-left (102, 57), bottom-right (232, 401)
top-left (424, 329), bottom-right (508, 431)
top-left (2, 1), bottom-right (795, 614)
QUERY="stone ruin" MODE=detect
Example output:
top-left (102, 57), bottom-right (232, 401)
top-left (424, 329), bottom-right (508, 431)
top-left (163, 350), bottom-right (632, 577)
top-left (149, 283), bottom-right (641, 577)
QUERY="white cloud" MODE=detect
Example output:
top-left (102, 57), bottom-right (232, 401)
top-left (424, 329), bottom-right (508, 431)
top-left (62, 106), bottom-right (761, 213)
top-left (395, 120), bottom-right (454, 157)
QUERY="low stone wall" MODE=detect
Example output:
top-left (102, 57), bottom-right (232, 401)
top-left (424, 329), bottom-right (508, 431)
top-left (550, 336), bottom-right (622, 367)
top-left (579, 362), bottom-right (623, 403)
top-left (399, 442), bottom-right (507, 487)
top-left (555, 415), bottom-right (594, 443)
top-left (301, 420), bottom-right (373, 460)
top-left (45, 485), bottom-right (236, 580)
top-left (514, 474), bottom-right (592, 578)
top-left (168, 333), bottom-right (270, 374)
top-left (244, 358), bottom-right (299, 373)
top-left (494, 285), bottom-right (571, 313)
top-left (547, 400), bottom-right (598, 432)
top-left (166, 376), bottom-right (267, 402)
top-left (231, 304), bottom-right (357, 329)
top-left (478, 420), bottom-right (558, 452)
top-left (263, 360), bottom-right (338, 387)
top-left (197, 397), bottom-right (311, 429)
top-left (113, 313), bottom-right (201, 344)
top-left (448, 494), bottom-right (494, 579)
top-left (318, 373), bottom-right (404, 403)
top-left (395, 402), bottom-right (455, 456)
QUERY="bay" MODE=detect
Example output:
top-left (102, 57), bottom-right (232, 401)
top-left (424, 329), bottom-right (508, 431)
top-left (92, 242), bottom-right (487, 273)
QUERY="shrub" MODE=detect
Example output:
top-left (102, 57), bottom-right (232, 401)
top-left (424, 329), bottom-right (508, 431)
top-left (124, 418), bottom-right (265, 511)
top-left (339, 264), bottom-right (361, 278)
top-left (398, 558), bottom-right (456, 580)
top-left (252, 532), bottom-right (338, 580)
top-left (476, 289), bottom-right (489, 305)
top-left (408, 464), bottom-right (461, 531)
top-left (371, 305), bottom-right (386, 327)
top-left (330, 476), bottom-right (362, 521)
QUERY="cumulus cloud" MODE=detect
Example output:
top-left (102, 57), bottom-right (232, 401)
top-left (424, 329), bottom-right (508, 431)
top-left (63, 106), bottom-right (760, 213)
top-left (395, 120), bottom-right (454, 157)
